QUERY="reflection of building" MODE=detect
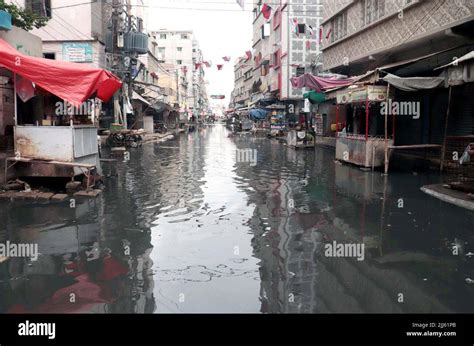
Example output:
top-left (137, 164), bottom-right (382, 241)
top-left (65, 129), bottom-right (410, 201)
top-left (237, 144), bottom-right (470, 312)
top-left (0, 195), bottom-right (156, 313)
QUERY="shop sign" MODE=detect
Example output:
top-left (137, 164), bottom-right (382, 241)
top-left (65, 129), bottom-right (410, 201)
top-left (62, 43), bottom-right (93, 63)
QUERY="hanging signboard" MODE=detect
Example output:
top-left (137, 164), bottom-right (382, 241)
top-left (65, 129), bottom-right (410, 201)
top-left (62, 43), bottom-right (93, 63)
top-left (337, 85), bottom-right (387, 104)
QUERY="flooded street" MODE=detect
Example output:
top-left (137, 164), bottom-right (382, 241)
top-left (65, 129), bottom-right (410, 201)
top-left (1, 124), bottom-right (473, 313)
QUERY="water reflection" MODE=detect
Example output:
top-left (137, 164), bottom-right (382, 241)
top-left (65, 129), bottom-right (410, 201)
top-left (0, 124), bottom-right (472, 313)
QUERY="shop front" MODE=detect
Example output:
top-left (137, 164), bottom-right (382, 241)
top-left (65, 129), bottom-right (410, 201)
top-left (0, 38), bottom-right (121, 181)
top-left (335, 85), bottom-right (393, 168)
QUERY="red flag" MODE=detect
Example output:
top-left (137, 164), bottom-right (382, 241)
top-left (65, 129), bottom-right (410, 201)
top-left (195, 62), bottom-right (202, 70)
top-left (203, 61), bottom-right (210, 68)
top-left (245, 51), bottom-right (252, 60)
top-left (222, 56), bottom-right (231, 62)
top-left (262, 3), bottom-right (272, 20)
top-left (217, 64), bottom-right (223, 70)
top-left (319, 27), bottom-right (323, 44)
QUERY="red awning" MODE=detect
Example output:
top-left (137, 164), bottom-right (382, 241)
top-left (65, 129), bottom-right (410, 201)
top-left (290, 73), bottom-right (355, 92)
top-left (0, 38), bottom-right (122, 106)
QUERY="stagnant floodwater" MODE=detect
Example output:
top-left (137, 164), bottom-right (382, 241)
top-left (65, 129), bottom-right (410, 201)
top-left (0, 124), bottom-right (473, 313)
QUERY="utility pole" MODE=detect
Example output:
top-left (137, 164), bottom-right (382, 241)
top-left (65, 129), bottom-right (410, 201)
top-left (109, 0), bottom-right (136, 129)
top-left (110, 0), bottom-right (121, 125)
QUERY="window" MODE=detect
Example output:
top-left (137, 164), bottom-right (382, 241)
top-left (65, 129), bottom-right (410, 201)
top-left (272, 49), bottom-right (281, 68)
top-left (297, 24), bottom-right (306, 34)
top-left (363, 0), bottom-right (385, 26)
top-left (331, 11), bottom-right (347, 43)
top-left (181, 34), bottom-right (189, 39)
top-left (296, 67), bottom-right (305, 76)
top-left (43, 52), bottom-right (55, 60)
top-left (261, 23), bottom-right (270, 39)
top-left (261, 64), bottom-right (269, 76)
top-left (160, 34), bottom-right (167, 39)
top-left (158, 47), bottom-right (165, 53)
top-left (25, 0), bottom-right (51, 18)
top-left (177, 47), bottom-right (183, 52)
top-left (177, 60), bottom-right (183, 65)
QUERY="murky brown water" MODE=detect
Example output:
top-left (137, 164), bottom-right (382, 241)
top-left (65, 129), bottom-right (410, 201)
top-left (1, 124), bottom-right (473, 313)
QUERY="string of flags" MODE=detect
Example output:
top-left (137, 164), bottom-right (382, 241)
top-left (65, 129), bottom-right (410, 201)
top-left (192, 55), bottom-right (234, 72)
top-left (262, 3), bottom-right (272, 20)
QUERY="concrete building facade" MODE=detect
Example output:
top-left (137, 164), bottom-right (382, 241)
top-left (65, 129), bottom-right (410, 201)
top-left (151, 29), bottom-right (209, 117)
top-left (321, 0), bottom-right (474, 75)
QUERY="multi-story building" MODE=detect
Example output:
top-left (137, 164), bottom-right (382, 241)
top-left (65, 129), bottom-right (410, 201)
top-left (230, 57), bottom-right (249, 109)
top-left (10, 0), bottom-right (149, 70)
top-left (251, 0), bottom-right (323, 110)
top-left (11, 0), bottom-right (112, 68)
top-left (321, 0), bottom-right (474, 75)
top-left (151, 29), bottom-right (209, 117)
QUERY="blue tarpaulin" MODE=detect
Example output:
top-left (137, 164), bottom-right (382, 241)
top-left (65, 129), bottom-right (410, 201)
top-left (0, 10), bottom-right (12, 31)
top-left (249, 108), bottom-right (269, 120)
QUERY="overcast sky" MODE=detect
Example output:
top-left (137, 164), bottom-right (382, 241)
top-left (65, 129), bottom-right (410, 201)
top-left (148, 0), bottom-right (254, 110)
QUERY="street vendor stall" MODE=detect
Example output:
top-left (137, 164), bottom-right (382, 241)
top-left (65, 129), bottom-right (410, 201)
top-left (335, 85), bottom-right (392, 168)
top-left (267, 105), bottom-right (286, 137)
top-left (0, 38), bottom-right (122, 181)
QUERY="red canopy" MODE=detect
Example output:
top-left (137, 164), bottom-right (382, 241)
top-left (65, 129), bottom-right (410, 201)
top-left (290, 73), bottom-right (355, 92)
top-left (0, 38), bottom-right (122, 106)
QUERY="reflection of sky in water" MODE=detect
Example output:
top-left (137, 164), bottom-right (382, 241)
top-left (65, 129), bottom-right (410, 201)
top-left (0, 125), bottom-right (473, 313)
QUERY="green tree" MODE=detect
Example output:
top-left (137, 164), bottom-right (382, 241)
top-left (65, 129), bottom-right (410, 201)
top-left (0, 1), bottom-right (49, 31)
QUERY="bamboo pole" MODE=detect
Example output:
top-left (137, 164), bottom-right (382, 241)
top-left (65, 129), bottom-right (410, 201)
top-left (440, 86), bottom-right (452, 172)
top-left (13, 73), bottom-right (18, 126)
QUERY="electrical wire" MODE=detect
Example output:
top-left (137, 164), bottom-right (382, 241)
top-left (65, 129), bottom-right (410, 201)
top-left (51, 0), bottom-right (323, 14)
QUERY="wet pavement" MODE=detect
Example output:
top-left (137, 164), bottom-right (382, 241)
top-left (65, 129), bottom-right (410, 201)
top-left (0, 124), bottom-right (473, 313)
